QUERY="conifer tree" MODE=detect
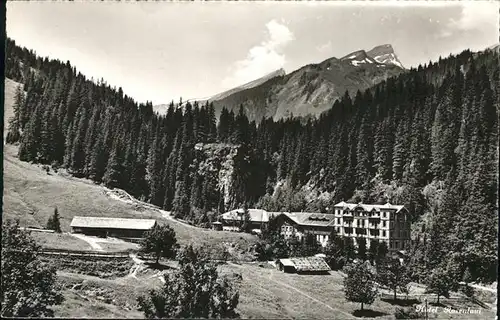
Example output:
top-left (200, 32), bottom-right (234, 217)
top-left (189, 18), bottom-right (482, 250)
top-left (6, 85), bottom-right (25, 143)
top-left (46, 207), bottom-right (62, 233)
top-left (103, 142), bottom-right (124, 189)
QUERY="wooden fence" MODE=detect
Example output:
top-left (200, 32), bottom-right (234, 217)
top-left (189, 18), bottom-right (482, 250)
top-left (40, 248), bottom-right (130, 258)
top-left (379, 292), bottom-right (490, 309)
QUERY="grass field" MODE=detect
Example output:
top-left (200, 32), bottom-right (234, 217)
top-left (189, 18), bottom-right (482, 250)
top-left (221, 263), bottom-right (495, 319)
top-left (30, 232), bottom-right (94, 251)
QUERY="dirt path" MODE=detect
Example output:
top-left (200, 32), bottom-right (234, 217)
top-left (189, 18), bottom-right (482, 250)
top-left (463, 283), bottom-right (497, 293)
top-left (127, 253), bottom-right (145, 279)
top-left (228, 262), bottom-right (355, 319)
top-left (104, 187), bottom-right (199, 230)
top-left (69, 233), bottom-right (104, 252)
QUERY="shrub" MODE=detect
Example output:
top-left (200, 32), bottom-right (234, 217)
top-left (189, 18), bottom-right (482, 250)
top-left (394, 307), bottom-right (421, 319)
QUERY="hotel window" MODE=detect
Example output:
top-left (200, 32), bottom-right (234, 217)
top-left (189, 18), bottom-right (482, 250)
top-left (401, 241), bottom-right (405, 249)
top-left (395, 241), bottom-right (399, 249)
top-left (382, 221), bottom-right (386, 227)
top-left (382, 230), bottom-right (386, 237)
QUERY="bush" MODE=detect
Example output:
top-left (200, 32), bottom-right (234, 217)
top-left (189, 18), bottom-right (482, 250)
top-left (40, 255), bottom-right (133, 279)
top-left (137, 246), bottom-right (239, 318)
top-left (394, 307), bottom-right (421, 319)
top-left (460, 284), bottom-right (475, 298)
top-left (42, 165), bottom-right (50, 174)
top-left (2, 220), bottom-right (64, 317)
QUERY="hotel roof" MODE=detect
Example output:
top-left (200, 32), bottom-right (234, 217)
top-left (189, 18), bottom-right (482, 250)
top-left (221, 209), bottom-right (280, 223)
top-left (333, 201), bottom-right (405, 213)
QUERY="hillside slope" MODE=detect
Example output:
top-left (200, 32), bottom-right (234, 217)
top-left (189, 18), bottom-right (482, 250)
top-left (3, 143), bottom-right (257, 249)
top-left (211, 44), bottom-right (404, 121)
top-left (2, 77), bottom-right (257, 252)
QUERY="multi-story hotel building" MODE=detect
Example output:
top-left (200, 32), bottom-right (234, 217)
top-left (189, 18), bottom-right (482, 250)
top-left (270, 202), bottom-right (411, 252)
top-left (331, 201), bottom-right (411, 252)
top-left (220, 202), bottom-right (411, 252)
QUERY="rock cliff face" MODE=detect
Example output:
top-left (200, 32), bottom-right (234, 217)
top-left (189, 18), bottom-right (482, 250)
top-left (194, 143), bottom-right (240, 208)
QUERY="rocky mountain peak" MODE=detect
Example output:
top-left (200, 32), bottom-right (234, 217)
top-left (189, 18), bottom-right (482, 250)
top-left (367, 44), bottom-right (395, 56)
top-left (366, 44), bottom-right (404, 69)
top-left (341, 50), bottom-right (369, 61)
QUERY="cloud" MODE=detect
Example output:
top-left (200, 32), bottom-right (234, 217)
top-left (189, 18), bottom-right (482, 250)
top-left (438, 2), bottom-right (498, 38)
top-left (222, 19), bottom-right (294, 88)
top-left (316, 40), bottom-right (333, 54)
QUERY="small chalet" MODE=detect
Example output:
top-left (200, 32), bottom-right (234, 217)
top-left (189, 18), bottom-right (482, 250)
top-left (274, 212), bottom-right (335, 247)
top-left (220, 209), bottom-right (280, 232)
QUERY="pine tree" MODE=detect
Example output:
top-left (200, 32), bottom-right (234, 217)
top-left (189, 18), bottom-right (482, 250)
top-left (103, 142), bottom-right (124, 189)
top-left (46, 207), bottom-right (62, 233)
top-left (357, 237), bottom-right (367, 261)
top-left (70, 107), bottom-right (88, 176)
top-left (18, 103), bottom-right (42, 162)
top-left (6, 85), bottom-right (25, 143)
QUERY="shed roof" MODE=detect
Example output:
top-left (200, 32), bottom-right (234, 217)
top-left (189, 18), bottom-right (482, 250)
top-left (70, 216), bottom-right (157, 230)
top-left (279, 258), bottom-right (295, 267)
top-left (278, 257), bottom-right (331, 272)
top-left (290, 257), bottom-right (331, 272)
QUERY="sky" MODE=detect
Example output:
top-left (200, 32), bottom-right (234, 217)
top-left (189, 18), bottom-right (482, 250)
top-left (6, 1), bottom-right (499, 105)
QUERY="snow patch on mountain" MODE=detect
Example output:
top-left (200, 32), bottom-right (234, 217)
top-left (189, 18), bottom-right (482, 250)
top-left (371, 53), bottom-right (404, 69)
top-left (350, 57), bottom-right (376, 66)
top-left (367, 44), bottom-right (405, 69)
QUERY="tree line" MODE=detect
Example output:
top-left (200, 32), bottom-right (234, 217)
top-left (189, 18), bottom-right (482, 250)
top-left (5, 37), bottom-right (498, 282)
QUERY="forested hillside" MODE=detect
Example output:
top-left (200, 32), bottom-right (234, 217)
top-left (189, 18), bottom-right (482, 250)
top-left (4, 37), bottom-right (498, 282)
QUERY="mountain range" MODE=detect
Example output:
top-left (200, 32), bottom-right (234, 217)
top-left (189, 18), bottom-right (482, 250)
top-left (154, 44), bottom-right (406, 121)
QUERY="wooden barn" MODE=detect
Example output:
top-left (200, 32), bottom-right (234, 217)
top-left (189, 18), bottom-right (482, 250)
top-left (276, 256), bottom-right (331, 274)
top-left (70, 216), bottom-right (157, 239)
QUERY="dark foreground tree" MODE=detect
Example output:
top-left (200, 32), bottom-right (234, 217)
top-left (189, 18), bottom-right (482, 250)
top-left (140, 224), bottom-right (178, 264)
top-left (137, 245), bottom-right (239, 318)
top-left (46, 207), bottom-right (62, 233)
top-left (343, 260), bottom-right (378, 311)
top-left (1, 220), bottom-right (64, 317)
